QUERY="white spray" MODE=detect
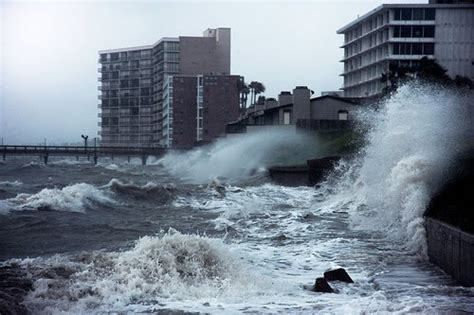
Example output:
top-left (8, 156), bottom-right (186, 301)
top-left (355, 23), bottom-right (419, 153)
top-left (329, 82), bottom-right (472, 255)
top-left (158, 128), bottom-right (319, 183)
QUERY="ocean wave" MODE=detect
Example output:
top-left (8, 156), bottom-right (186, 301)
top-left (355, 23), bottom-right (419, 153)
top-left (20, 161), bottom-right (43, 169)
top-left (105, 178), bottom-right (176, 202)
top-left (0, 180), bottom-right (23, 187)
top-left (324, 82), bottom-right (472, 255)
top-left (6, 183), bottom-right (114, 213)
top-left (21, 230), bottom-right (275, 314)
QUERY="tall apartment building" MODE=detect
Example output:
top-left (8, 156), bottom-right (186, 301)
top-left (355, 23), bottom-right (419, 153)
top-left (162, 74), bottom-right (241, 148)
top-left (98, 28), bottom-right (231, 147)
top-left (337, 2), bottom-right (474, 97)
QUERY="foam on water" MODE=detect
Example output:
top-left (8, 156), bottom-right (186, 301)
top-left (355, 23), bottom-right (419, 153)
top-left (20, 230), bottom-right (282, 314)
top-left (0, 180), bottom-right (23, 187)
top-left (5, 183), bottom-right (114, 213)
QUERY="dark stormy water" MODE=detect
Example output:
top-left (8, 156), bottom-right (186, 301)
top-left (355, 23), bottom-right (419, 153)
top-left (1, 84), bottom-right (474, 314)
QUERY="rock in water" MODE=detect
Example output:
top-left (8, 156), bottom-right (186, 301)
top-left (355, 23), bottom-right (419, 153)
top-left (312, 277), bottom-right (334, 293)
top-left (324, 268), bottom-right (354, 283)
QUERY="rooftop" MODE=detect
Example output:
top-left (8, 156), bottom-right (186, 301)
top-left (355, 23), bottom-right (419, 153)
top-left (337, 3), bottom-right (474, 33)
top-left (98, 37), bottom-right (179, 54)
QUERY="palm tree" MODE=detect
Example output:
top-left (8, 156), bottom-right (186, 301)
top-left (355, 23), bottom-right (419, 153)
top-left (248, 81), bottom-right (258, 105)
top-left (248, 81), bottom-right (266, 105)
top-left (237, 79), bottom-right (250, 110)
top-left (254, 82), bottom-right (266, 104)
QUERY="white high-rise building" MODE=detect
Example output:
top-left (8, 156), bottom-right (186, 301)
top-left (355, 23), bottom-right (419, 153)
top-left (337, 1), bottom-right (474, 97)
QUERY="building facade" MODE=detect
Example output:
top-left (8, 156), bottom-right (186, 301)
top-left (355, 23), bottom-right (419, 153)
top-left (162, 74), bottom-right (241, 148)
top-left (98, 28), bottom-right (231, 147)
top-left (227, 86), bottom-right (358, 134)
top-left (337, 2), bottom-right (474, 97)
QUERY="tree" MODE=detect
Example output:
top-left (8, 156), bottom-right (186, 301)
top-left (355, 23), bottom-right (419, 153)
top-left (248, 81), bottom-right (258, 105)
top-left (257, 95), bottom-right (266, 105)
top-left (248, 81), bottom-right (266, 105)
top-left (254, 82), bottom-right (266, 104)
top-left (380, 57), bottom-right (472, 95)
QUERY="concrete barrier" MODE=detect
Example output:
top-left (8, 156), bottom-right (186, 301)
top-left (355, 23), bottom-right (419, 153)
top-left (268, 165), bottom-right (308, 186)
top-left (268, 156), bottom-right (342, 187)
top-left (425, 217), bottom-right (474, 286)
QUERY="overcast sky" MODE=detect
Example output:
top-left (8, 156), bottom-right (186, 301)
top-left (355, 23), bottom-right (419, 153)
top-left (1, 0), bottom-right (426, 144)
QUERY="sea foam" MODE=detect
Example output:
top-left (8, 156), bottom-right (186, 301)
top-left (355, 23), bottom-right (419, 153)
top-left (7, 183), bottom-right (113, 213)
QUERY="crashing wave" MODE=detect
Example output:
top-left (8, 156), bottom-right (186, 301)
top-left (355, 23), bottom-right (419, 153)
top-left (326, 82), bottom-right (472, 255)
top-left (7, 183), bottom-right (113, 213)
top-left (21, 230), bottom-right (271, 314)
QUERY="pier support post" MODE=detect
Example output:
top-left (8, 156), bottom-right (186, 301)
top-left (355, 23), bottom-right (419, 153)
top-left (141, 154), bottom-right (147, 166)
top-left (76, 156), bottom-right (79, 161)
top-left (93, 155), bottom-right (98, 165)
top-left (43, 154), bottom-right (49, 165)
top-left (128, 156), bottom-right (131, 163)
top-left (2, 154), bottom-right (5, 161)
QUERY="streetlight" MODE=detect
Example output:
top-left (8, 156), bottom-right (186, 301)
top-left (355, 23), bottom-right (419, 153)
top-left (81, 134), bottom-right (89, 150)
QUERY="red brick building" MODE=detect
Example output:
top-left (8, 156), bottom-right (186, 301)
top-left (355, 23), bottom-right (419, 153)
top-left (162, 74), bottom-right (242, 148)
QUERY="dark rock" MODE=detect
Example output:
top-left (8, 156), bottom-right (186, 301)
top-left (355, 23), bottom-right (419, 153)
top-left (312, 277), bottom-right (334, 293)
top-left (324, 268), bottom-right (354, 283)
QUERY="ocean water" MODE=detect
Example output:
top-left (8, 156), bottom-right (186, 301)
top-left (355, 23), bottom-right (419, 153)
top-left (1, 83), bottom-right (473, 314)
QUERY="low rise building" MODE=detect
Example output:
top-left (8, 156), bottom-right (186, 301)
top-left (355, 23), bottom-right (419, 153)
top-left (227, 86), bottom-right (358, 134)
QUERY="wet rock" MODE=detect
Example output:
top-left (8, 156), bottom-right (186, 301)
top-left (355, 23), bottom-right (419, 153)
top-left (312, 277), bottom-right (334, 293)
top-left (324, 268), bottom-right (354, 283)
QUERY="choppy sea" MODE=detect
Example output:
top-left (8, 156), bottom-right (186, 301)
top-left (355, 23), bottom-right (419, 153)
top-left (1, 83), bottom-right (473, 314)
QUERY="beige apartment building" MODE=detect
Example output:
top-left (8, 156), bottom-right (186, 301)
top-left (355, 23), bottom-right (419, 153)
top-left (337, 1), bottom-right (474, 97)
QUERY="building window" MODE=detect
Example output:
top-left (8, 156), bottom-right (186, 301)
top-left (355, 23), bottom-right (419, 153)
top-left (392, 43), bottom-right (435, 55)
top-left (393, 25), bottom-right (435, 38)
top-left (424, 26), bottom-right (435, 38)
top-left (338, 110), bottom-right (349, 121)
top-left (412, 43), bottom-right (423, 55)
top-left (394, 8), bottom-right (435, 21)
top-left (423, 43), bottom-right (434, 55)
top-left (413, 8), bottom-right (424, 20)
top-left (401, 8), bottom-right (412, 20)
top-left (424, 8), bottom-right (435, 20)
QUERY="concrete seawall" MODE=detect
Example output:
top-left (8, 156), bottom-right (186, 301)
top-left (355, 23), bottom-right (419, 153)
top-left (424, 153), bottom-right (474, 286)
top-left (425, 217), bottom-right (474, 286)
top-left (268, 156), bottom-right (341, 187)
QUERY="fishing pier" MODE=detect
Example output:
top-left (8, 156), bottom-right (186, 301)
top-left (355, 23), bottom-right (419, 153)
top-left (0, 145), bottom-right (166, 165)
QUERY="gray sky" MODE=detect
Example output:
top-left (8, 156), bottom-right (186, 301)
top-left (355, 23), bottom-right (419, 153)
top-left (1, 0), bottom-right (426, 144)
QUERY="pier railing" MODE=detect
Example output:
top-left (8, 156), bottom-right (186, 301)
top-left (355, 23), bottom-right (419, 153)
top-left (1, 145), bottom-right (166, 165)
